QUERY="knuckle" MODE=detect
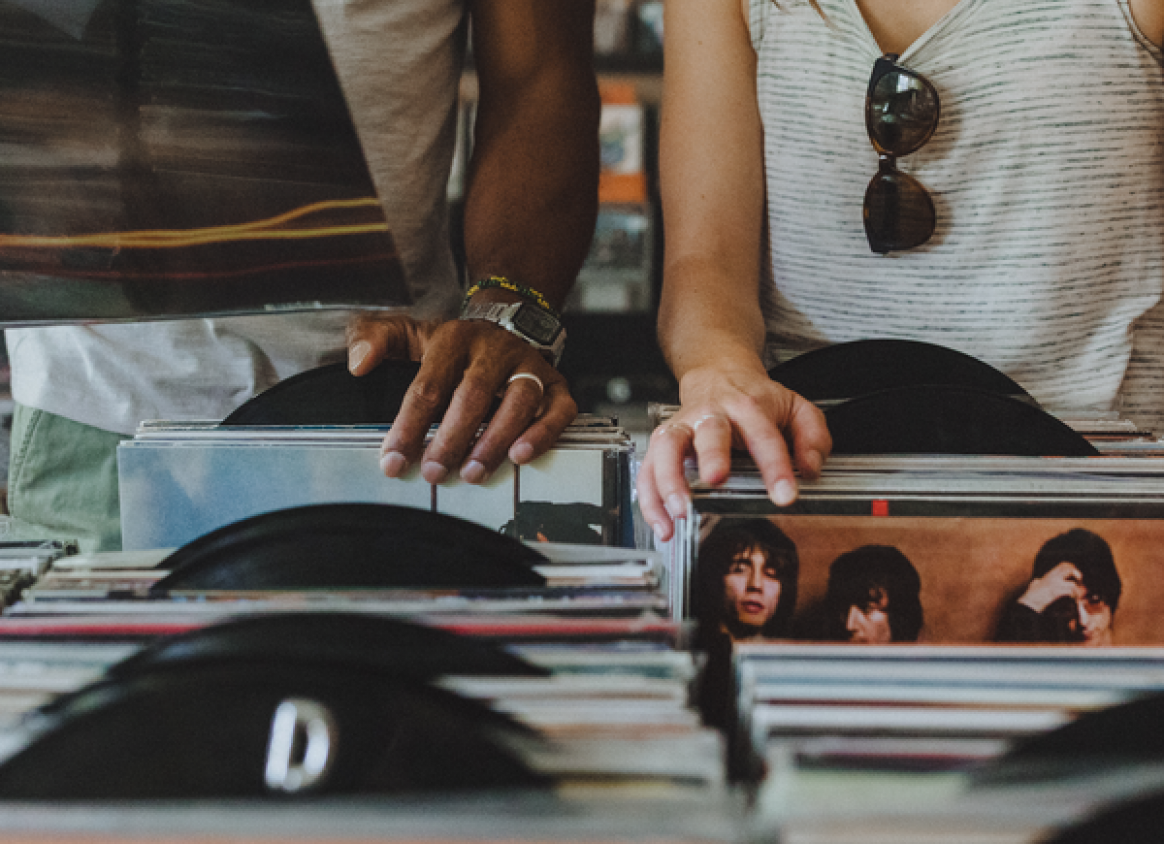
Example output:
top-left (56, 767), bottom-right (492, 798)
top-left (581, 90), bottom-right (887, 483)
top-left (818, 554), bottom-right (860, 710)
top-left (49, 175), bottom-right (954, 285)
top-left (406, 378), bottom-right (447, 414)
top-left (459, 376), bottom-right (500, 413)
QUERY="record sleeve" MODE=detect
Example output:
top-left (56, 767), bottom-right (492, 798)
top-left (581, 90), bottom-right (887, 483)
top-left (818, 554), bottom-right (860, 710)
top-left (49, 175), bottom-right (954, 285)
top-left (674, 458), bottom-right (1164, 785)
top-left (118, 417), bottom-right (633, 550)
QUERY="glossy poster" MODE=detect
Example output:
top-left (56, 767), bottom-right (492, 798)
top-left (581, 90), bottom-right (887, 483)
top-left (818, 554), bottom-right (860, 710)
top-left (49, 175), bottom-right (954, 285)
top-left (0, 0), bottom-right (407, 325)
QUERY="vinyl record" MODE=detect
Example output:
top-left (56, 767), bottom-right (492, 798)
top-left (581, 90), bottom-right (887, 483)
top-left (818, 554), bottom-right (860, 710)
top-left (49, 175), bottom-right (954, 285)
top-left (768, 339), bottom-right (1033, 403)
top-left (108, 613), bottom-right (548, 681)
top-left (150, 503), bottom-right (548, 594)
top-left (222, 360), bottom-right (421, 425)
top-left (824, 385), bottom-right (1098, 457)
top-left (1044, 790), bottom-right (1164, 844)
top-left (0, 663), bottom-right (547, 799)
top-left (974, 691), bottom-right (1164, 787)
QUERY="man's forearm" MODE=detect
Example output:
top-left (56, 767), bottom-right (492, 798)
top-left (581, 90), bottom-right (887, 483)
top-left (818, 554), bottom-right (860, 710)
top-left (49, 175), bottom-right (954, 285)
top-left (464, 80), bottom-right (599, 308)
top-left (463, 2), bottom-right (600, 310)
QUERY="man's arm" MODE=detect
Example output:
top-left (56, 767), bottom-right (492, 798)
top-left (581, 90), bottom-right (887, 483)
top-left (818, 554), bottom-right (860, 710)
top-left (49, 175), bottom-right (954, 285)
top-left (464, 0), bottom-right (600, 305)
top-left (354, 0), bottom-right (599, 485)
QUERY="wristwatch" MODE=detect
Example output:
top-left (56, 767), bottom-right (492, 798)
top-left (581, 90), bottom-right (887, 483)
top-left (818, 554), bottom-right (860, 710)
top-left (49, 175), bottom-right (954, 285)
top-left (460, 300), bottom-right (566, 366)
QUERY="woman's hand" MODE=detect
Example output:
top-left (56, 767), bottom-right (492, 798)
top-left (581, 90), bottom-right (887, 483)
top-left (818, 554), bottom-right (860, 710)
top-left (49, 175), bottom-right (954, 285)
top-left (637, 361), bottom-right (832, 542)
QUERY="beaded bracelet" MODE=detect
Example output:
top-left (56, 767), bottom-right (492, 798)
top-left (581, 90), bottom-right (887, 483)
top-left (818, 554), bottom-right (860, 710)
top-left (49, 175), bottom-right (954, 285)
top-left (463, 276), bottom-right (560, 319)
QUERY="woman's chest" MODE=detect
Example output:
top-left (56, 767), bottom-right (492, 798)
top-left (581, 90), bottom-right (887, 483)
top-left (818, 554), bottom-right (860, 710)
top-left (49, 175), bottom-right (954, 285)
top-left (853, 0), bottom-right (963, 53)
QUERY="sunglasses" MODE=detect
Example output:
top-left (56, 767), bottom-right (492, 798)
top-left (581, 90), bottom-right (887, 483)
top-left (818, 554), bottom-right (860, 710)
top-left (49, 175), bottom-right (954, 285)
top-left (864, 54), bottom-right (941, 254)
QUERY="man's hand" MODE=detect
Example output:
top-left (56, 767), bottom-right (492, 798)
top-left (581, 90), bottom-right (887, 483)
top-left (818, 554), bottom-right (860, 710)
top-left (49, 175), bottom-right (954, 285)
top-left (1018, 561), bottom-right (1085, 613)
top-left (348, 312), bottom-right (577, 485)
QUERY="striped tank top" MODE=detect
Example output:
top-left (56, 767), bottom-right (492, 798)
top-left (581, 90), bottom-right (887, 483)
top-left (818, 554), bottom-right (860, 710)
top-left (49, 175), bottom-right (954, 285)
top-left (748, 0), bottom-right (1164, 430)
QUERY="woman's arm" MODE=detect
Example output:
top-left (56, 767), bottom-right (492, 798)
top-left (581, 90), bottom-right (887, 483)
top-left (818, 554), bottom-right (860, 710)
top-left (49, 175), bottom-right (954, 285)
top-left (1129, 0), bottom-right (1164, 47)
top-left (637, 0), bottom-right (831, 541)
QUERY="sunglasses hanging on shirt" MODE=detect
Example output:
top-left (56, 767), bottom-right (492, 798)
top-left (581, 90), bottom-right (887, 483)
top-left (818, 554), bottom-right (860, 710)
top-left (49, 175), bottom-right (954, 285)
top-left (864, 54), bottom-right (941, 254)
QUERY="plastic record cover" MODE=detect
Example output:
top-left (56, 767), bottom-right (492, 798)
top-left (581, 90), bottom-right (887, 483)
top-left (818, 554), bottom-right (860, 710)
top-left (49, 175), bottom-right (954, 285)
top-left (118, 417), bottom-right (634, 551)
top-left (0, 0), bottom-right (408, 325)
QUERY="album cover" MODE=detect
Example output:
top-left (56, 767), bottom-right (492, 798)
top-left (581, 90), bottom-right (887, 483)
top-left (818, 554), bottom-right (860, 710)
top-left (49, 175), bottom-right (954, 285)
top-left (677, 470), bottom-right (1164, 786)
top-left (686, 512), bottom-right (1164, 647)
top-left (118, 417), bottom-right (633, 550)
top-left (569, 204), bottom-right (653, 314)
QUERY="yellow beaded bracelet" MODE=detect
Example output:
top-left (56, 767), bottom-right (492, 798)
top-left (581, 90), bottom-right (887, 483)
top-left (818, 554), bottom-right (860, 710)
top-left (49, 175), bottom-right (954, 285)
top-left (463, 276), bottom-right (559, 319)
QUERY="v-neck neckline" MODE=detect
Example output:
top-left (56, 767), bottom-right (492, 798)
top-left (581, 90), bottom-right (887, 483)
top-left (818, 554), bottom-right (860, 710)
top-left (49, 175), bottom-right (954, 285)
top-left (847, 0), bottom-right (980, 60)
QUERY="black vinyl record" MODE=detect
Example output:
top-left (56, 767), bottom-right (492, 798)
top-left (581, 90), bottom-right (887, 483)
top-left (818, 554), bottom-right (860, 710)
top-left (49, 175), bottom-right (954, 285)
top-left (824, 385), bottom-right (1098, 457)
top-left (768, 339), bottom-right (1034, 403)
top-left (108, 613), bottom-right (548, 681)
top-left (974, 692), bottom-right (1164, 788)
top-left (150, 503), bottom-right (548, 594)
top-left (0, 663), bottom-right (547, 799)
top-left (222, 360), bottom-right (421, 426)
top-left (1044, 790), bottom-right (1164, 844)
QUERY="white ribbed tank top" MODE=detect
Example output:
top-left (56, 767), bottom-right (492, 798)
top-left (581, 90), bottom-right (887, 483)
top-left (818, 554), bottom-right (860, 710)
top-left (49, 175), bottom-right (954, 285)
top-left (749, 0), bottom-right (1164, 430)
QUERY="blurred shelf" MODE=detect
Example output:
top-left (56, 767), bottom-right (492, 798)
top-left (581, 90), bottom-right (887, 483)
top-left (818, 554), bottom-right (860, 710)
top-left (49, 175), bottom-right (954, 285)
top-left (460, 69), bottom-right (661, 105)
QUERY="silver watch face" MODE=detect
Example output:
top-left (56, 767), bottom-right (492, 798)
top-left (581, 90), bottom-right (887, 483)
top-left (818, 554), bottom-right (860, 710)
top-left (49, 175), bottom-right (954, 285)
top-left (511, 303), bottom-right (561, 345)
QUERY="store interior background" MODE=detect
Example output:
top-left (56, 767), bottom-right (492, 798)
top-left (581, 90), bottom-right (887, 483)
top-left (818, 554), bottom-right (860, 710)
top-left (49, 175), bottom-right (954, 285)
top-left (0, 0), bottom-right (672, 505)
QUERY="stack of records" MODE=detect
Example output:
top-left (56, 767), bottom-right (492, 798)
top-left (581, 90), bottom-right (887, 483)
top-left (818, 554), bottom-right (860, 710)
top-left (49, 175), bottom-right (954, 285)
top-left (0, 541), bottom-right (73, 613)
top-left (3, 538), bottom-right (669, 633)
top-left (119, 410), bottom-right (636, 550)
top-left (662, 463), bottom-right (1164, 842)
top-left (0, 513), bottom-right (726, 824)
top-left (736, 645), bottom-right (1164, 772)
top-left (652, 340), bottom-right (1164, 841)
top-left (0, 617), bottom-right (721, 793)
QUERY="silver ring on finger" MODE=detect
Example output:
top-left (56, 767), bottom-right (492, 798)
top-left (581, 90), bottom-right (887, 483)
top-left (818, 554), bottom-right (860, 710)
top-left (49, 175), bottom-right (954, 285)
top-left (690, 413), bottom-right (725, 434)
top-left (652, 421), bottom-right (694, 441)
top-left (507, 372), bottom-right (545, 396)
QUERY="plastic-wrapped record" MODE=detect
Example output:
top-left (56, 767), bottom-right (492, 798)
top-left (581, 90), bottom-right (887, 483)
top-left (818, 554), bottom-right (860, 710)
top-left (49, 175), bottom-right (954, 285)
top-left (107, 612), bottom-right (548, 680)
top-left (222, 360), bottom-right (421, 425)
top-left (824, 385), bottom-right (1098, 457)
top-left (0, 662), bottom-right (547, 799)
top-left (150, 503), bottom-right (549, 594)
top-left (768, 339), bottom-right (1034, 403)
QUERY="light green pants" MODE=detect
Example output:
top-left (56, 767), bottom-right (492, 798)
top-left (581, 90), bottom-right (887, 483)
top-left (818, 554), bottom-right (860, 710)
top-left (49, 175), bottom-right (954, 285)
top-left (7, 403), bottom-right (128, 553)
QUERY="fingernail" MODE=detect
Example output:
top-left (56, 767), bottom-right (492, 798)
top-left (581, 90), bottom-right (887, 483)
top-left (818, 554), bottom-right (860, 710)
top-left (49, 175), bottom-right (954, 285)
top-left (771, 480), bottom-right (797, 507)
top-left (651, 521), bottom-right (670, 543)
top-left (665, 494), bottom-right (688, 520)
top-left (461, 460), bottom-right (489, 484)
top-left (509, 441), bottom-right (535, 464)
top-left (348, 340), bottom-right (371, 372)
top-left (380, 451), bottom-right (407, 477)
top-left (422, 460), bottom-right (449, 484)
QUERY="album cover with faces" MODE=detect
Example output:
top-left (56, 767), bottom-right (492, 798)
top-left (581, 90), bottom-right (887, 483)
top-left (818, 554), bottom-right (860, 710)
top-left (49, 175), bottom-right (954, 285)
top-left (675, 454), bottom-right (1164, 647)
top-left (678, 495), bottom-right (1164, 649)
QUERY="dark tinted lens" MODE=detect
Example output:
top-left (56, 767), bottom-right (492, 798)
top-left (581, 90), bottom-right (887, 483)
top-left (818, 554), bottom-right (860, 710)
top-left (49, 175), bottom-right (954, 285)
top-left (867, 63), bottom-right (940, 156)
top-left (863, 163), bottom-right (936, 254)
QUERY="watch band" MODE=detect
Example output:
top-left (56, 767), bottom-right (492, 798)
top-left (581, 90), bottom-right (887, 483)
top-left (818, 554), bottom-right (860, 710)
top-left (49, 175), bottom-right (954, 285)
top-left (459, 300), bottom-right (566, 366)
